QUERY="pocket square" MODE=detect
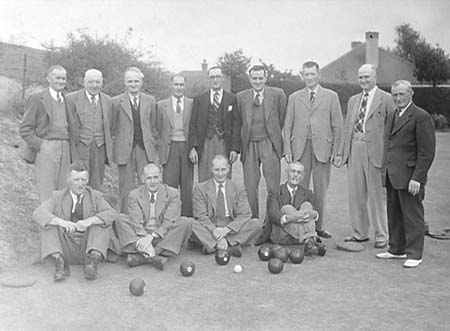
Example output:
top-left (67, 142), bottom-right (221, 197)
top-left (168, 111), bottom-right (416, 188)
top-left (227, 105), bottom-right (233, 111)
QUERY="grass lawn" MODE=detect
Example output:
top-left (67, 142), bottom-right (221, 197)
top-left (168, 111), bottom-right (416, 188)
top-left (0, 132), bottom-right (449, 331)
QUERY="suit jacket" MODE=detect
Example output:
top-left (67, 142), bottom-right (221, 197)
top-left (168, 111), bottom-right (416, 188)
top-left (111, 92), bottom-right (158, 165)
top-left (127, 184), bottom-right (181, 238)
top-left (234, 87), bottom-right (287, 162)
top-left (382, 103), bottom-right (435, 189)
top-left (66, 89), bottom-right (113, 164)
top-left (187, 90), bottom-right (238, 158)
top-left (156, 97), bottom-right (193, 165)
top-left (339, 87), bottom-right (394, 168)
top-left (193, 179), bottom-right (252, 233)
top-left (32, 187), bottom-right (117, 228)
top-left (19, 89), bottom-right (78, 163)
top-left (283, 86), bottom-right (343, 163)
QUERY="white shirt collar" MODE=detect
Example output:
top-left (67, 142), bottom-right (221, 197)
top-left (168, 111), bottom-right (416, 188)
top-left (49, 87), bottom-right (63, 101)
top-left (148, 189), bottom-right (158, 201)
top-left (398, 101), bottom-right (413, 117)
top-left (362, 85), bottom-right (377, 97)
top-left (286, 183), bottom-right (298, 195)
top-left (128, 93), bottom-right (140, 104)
top-left (210, 89), bottom-right (223, 104)
top-left (214, 179), bottom-right (226, 191)
top-left (86, 90), bottom-right (99, 103)
top-left (253, 89), bottom-right (264, 98)
top-left (172, 95), bottom-right (184, 112)
top-left (307, 85), bottom-right (320, 95)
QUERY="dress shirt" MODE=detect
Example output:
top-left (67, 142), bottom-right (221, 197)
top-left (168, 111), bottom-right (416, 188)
top-left (49, 87), bottom-right (64, 102)
top-left (172, 95), bottom-right (185, 113)
top-left (210, 89), bottom-right (223, 105)
top-left (148, 190), bottom-right (158, 220)
top-left (70, 191), bottom-right (84, 213)
top-left (307, 86), bottom-right (319, 100)
top-left (253, 89), bottom-right (264, 104)
top-left (398, 101), bottom-right (412, 117)
top-left (214, 180), bottom-right (230, 217)
top-left (86, 91), bottom-right (99, 104)
top-left (128, 93), bottom-right (140, 107)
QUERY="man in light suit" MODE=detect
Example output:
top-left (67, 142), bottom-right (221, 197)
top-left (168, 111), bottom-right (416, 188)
top-left (233, 65), bottom-right (287, 218)
top-left (66, 69), bottom-right (113, 191)
top-left (188, 66), bottom-right (239, 182)
top-left (156, 74), bottom-right (194, 217)
top-left (335, 64), bottom-right (395, 248)
top-left (283, 61), bottom-right (343, 239)
top-left (115, 163), bottom-right (192, 270)
top-left (32, 160), bottom-right (118, 281)
top-left (376, 80), bottom-right (435, 268)
top-left (191, 155), bottom-right (260, 256)
top-left (112, 67), bottom-right (159, 212)
top-left (20, 65), bottom-right (78, 202)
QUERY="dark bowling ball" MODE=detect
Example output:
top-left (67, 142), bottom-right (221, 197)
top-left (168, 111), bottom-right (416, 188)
top-left (257, 246), bottom-right (273, 261)
top-left (215, 249), bottom-right (231, 265)
top-left (273, 247), bottom-right (289, 263)
top-left (129, 278), bottom-right (146, 296)
top-left (179, 261), bottom-right (195, 276)
top-left (289, 248), bottom-right (305, 264)
top-left (268, 258), bottom-right (284, 274)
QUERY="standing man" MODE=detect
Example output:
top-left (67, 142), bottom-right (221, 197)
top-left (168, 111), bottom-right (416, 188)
top-left (67, 69), bottom-right (113, 191)
top-left (283, 61), bottom-right (343, 238)
top-left (156, 75), bottom-right (194, 217)
top-left (336, 64), bottom-right (394, 248)
top-left (376, 80), bottom-right (435, 268)
top-left (112, 67), bottom-right (159, 212)
top-left (233, 65), bottom-right (287, 218)
top-left (188, 66), bottom-right (239, 182)
top-left (20, 65), bottom-right (78, 202)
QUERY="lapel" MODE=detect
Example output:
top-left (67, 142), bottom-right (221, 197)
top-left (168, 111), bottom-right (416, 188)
top-left (61, 188), bottom-right (73, 220)
top-left (41, 89), bottom-right (54, 118)
top-left (137, 187), bottom-right (151, 222)
top-left (385, 109), bottom-right (395, 139)
top-left (366, 88), bottom-right (382, 120)
top-left (244, 90), bottom-right (253, 128)
top-left (225, 181), bottom-right (235, 217)
top-left (311, 86), bottom-right (324, 114)
top-left (183, 98), bottom-right (192, 131)
top-left (155, 185), bottom-right (168, 220)
top-left (165, 99), bottom-right (175, 128)
top-left (120, 93), bottom-right (133, 121)
top-left (75, 90), bottom-right (87, 120)
top-left (279, 183), bottom-right (291, 205)
top-left (350, 93), bottom-right (363, 126)
top-left (205, 180), bottom-right (217, 214)
top-left (298, 89), bottom-right (311, 112)
top-left (140, 93), bottom-right (149, 127)
top-left (82, 189), bottom-right (93, 218)
top-left (262, 88), bottom-right (272, 121)
top-left (98, 92), bottom-right (108, 126)
top-left (391, 104), bottom-right (414, 136)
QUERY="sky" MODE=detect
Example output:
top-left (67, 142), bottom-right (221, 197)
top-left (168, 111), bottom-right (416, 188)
top-left (0, 0), bottom-right (449, 73)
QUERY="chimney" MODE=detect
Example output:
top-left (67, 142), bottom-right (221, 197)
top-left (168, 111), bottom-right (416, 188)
top-left (351, 41), bottom-right (362, 49)
top-left (365, 31), bottom-right (379, 67)
top-left (201, 59), bottom-right (208, 73)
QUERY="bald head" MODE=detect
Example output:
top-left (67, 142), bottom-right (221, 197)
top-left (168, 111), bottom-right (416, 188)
top-left (142, 163), bottom-right (162, 192)
top-left (84, 69), bottom-right (103, 96)
top-left (358, 64), bottom-right (377, 92)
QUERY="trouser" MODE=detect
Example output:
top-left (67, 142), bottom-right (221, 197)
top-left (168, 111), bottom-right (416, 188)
top-left (386, 175), bottom-right (425, 260)
top-left (298, 139), bottom-right (330, 232)
top-left (77, 142), bottom-right (106, 191)
top-left (243, 139), bottom-right (281, 218)
top-left (198, 135), bottom-right (231, 183)
top-left (40, 224), bottom-right (116, 265)
top-left (190, 218), bottom-right (260, 252)
top-left (116, 214), bottom-right (193, 256)
top-left (348, 136), bottom-right (387, 242)
top-left (162, 141), bottom-right (193, 217)
top-left (35, 139), bottom-right (70, 202)
top-left (118, 144), bottom-right (149, 213)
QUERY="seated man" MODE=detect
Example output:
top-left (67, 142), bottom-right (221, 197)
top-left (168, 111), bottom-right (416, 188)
top-left (32, 160), bottom-right (118, 281)
top-left (191, 154), bottom-right (260, 256)
top-left (266, 161), bottom-right (326, 255)
top-left (115, 163), bottom-right (192, 270)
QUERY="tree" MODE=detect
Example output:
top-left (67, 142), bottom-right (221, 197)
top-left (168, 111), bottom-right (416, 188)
top-left (394, 23), bottom-right (450, 86)
top-left (218, 49), bottom-right (251, 92)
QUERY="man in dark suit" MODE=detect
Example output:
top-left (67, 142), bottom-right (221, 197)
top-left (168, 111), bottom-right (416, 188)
top-left (188, 66), bottom-right (239, 182)
top-left (66, 69), bottom-right (113, 191)
top-left (376, 80), bottom-right (435, 268)
top-left (115, 163), bottom-right (192, 270)
top-left (233, 65), bottom-right (287, 218)
top-left (20, 65), bottom-right (78, 202)
top-left (265, 162), bottom-right (325, 255)
top-left (156, 75), bottom-right (194, 216)
top-left (32, 161), bottom-right (118, 281)
top-left (112, 67), bottom-right (159, 212)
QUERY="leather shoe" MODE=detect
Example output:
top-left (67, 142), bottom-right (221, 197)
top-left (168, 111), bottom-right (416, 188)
top-left (317, 230), bottom-right (332, 239)
top-left (316, 242), bottom-right (327, 256)
top-left (228, 244), bottom-right (242, 258)
top-left (376, 252), bottom-right (407, 259)
top-left (84, 252), bottom-right (101, 280)
top-left (151, 256), bottom-right (168, 271)
top-left (403, 259), bottom-right (422, 268)
top-left (53, 254), bottom-right (70, 281)
top-left (374, 241), bottom-right (388, 249)
top-left (127, 253), bottom-right (150, 267)
top-left (344, 236), bottom-right (369, 243)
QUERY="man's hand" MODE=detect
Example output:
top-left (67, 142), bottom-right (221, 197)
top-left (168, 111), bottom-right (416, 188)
top-left (229, 151), bottom-right (238, 164)
top-left (212, 227), bottom-right (231, 241)
top-left (58, 219), bottom-right (77, 234)
top-left (189, 148), bottom-right (198, 164)
top-left (75, 216), bottom-right (103, 232)
top-left (285, 154), bottom-right (293, 164)
top-left (333, 155), bottom-right (343, 167)
top-left (408, 179), bottom-right (421, 196)
top-left (216, 238), bottom-right (228, 250)
top-left (136, 235), bottom-right (155, 257)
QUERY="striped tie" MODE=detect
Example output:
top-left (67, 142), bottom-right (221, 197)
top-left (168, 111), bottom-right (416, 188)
top-left (213, 92), bottom-right (220, 112)
top-left (354, 93), bottom-right (369, 133)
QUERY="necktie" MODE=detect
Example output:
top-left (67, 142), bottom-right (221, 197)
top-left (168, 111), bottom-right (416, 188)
top-left (354, 93), bottom-right (369, 133)
top-left (216, 183), bottom-right (226, 224)
top-left (254, 93), bottom-right (261, 107)
top-left (133, 96), bottom-right (138, 109)
top-left (90, 94), bottom-right (96, 104)
top-left (57, 92), bottom-right (63, 103)
top-left (310, 91), bottom-right (315, 104)
top-left (213, 92), bottom-right (220, 112)
top-left (291, 187), bottom-right (297, 205)
top-left (150, 192), bottom-right (156, 204)
top-left (176, 97), bottom-right (182, 113)
top-left (71, 194), bottom-right (83, 222)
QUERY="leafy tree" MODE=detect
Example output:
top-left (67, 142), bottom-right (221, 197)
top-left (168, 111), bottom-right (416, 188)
top-left (218, 49), bottom-right (251, 92)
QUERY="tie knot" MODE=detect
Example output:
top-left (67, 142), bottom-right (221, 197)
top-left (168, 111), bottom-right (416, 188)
top-left (150, 192), bottom-right (156, 203)
top-left (175, 95), bottom-right (182, 101)
top-left (90, 94), bottom-right (96, 103)
top-left (364, 93), bottom-right (369, 98)
top-left (218, 183), bottom-right (223, 189)
top-left (57, 92), bottom-right (62, 102)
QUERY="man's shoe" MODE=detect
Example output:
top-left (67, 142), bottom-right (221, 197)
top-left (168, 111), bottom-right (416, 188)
top-left (317, 230), bottom-right (332, 239)
top-left (127, 254), bottom-right (150, 267)
top-left (53, 254), bottom-right (70, 282)
top-left (376, 252), bottom-right (407, 259)
top-left (151, 256), bottom-right (168, 271)
top-left (228, 244), bottom-right (242, 258)
top-left (84, 252), bottom-right (101, 280)
top-left (316, 242), bottom-right (327, 256)
top-left (344, 236), bottom-right (369, 243)
top-left (374, 241), bottom-right (388, 249)
top-left (403, 259), bottom-right (422, 268)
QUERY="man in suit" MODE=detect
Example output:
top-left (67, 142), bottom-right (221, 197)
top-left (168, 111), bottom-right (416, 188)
top-left (20, 65), bottom-right (78, 202)
top-left (191, 155), bottom-right (260, 256)
top-left (112, 67), bottom-right (159, 212)
top-left (115, 163), bottom-right (192, 270)
top-left (66, 69), bottom-right (113, 191)
top-left (266, 162), bottom-right (326, 255)
top-left (156, 74), bottom-right (194, 217)
top-left (32, 160), bottom-right (118, 281)
top-left (335, 64), bottom-right (395, 248)
top-left (188, 66), bottom-right (239, 182)
top-left (283, 61), bottom-right (343, 239)
top-left (233, 65), bottom-right (287, 218)
top-left (376, 80), bottom-right (435, 268)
